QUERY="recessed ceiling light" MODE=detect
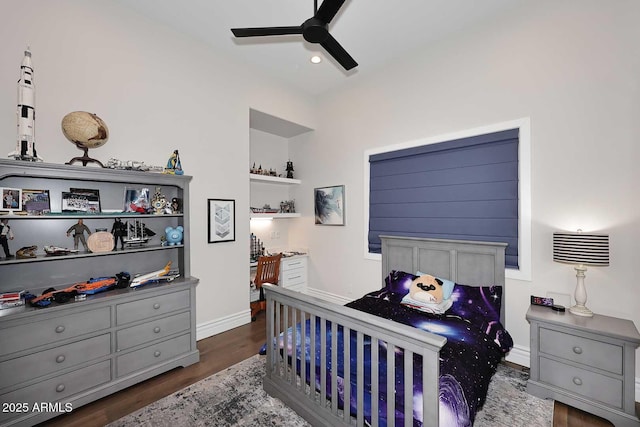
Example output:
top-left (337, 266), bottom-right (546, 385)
top-left (310, 55), bottom-right (322, 64)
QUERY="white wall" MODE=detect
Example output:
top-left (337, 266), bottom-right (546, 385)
top-left (0, 0), bottom-right (316, 332)
top-left (297, 0), bottom-right (640, 378)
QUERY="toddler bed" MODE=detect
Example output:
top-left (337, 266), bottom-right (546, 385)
top-left (262, 236), bottom-right (512, 426)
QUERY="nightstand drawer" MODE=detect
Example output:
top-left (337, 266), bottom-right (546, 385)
top-left (0, 334), bottom-right (111, 390)
top-left (0, 307), bottom-right (111, 357)
top-left (539, 357), bottom-right (622, 408)
top-left (539, 327), bottom-right (622, 374)
top-left (116, 311), bottom-right (190, 351)
top-left (116, 290), bottom-right (190, 325)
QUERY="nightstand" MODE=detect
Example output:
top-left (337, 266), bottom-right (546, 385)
top-left (527, 305), bottom-right (640, 427)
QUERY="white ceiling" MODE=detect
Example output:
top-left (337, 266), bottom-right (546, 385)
top-left (116, 0), bottom-right (526, 96)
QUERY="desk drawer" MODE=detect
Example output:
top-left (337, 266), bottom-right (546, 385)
top-left (281, 257), bottom-right (307, 272)
top-left (0, 307), bottom-right (111, 357)
top-left (117, 311), bottom-right (190, 351)
top-left (116, 333), bottom-right (191, 377)
top-left (282, 268), bottom-right (306, 287)
top-left (539, 356), bottom-right (622, 408)
top-left (116, 290), bottom-right (190, 325)
top-left (0, 334), bottom-right (110, 390)
top-left (539, 327), bottom-right (622, 374)
top-left (0, 360), bottom-right (111, 424)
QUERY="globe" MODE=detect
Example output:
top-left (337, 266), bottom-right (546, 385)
top-left (62, 111), bottom-right (109, 167)
top-left (61, 111), bottom-right (109, 149)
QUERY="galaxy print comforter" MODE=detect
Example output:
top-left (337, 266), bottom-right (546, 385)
top-left (262, 277), bottom-right (513, 427)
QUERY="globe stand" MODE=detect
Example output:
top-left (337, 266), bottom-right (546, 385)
top-left (66, 144), bottom-right (105, 168)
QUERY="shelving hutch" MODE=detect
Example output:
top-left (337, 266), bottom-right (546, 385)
top-left (0, 159), bottom-right (199, 427)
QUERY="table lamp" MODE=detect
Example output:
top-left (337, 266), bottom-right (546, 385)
top-left (553, 230), bottom-right (609, 317)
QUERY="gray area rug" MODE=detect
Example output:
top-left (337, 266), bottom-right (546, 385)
top-left (108, 355), bottom-right (552, 426)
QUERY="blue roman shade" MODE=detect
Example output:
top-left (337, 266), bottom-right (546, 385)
top-left (369, 128), bottom-right (519, 269)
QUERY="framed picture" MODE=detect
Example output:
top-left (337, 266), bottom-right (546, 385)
top-left (62, 191), bottom-right (100, 213)
top-left (1, 188), bottom-right (22, 212)
top-left (208, 198), bottom-right (235, 243)
top-left (22, 189), bottom-right (51, 215)
top-left (315, 185), bottom-right (345, 226)
top-left (70, 188), bottom-right (101, 213)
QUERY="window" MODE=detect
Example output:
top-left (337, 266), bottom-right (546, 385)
top-left (364, 119), bottom-right (531, 281)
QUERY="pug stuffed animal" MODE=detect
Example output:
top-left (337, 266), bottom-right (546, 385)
top-left (401, 274), bottom-right (455, 314)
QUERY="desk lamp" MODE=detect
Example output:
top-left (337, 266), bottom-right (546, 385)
top-left (553, 230), bottom-right (609, 317)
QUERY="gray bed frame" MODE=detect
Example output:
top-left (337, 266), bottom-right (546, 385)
top-left (262, 236), bottom-right (507, 427)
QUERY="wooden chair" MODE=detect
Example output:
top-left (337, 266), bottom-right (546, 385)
top-left (250, 253), bottom-right (282, 321)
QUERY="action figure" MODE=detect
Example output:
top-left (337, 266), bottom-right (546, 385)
top-left (66, 219), bottom-right (91, 251)
top-left (111, 218), bottom-right (127, 250)
top-left (164, 150), bottom-right (183, 175)
top-left (0, 219), bottom-right (15, 258)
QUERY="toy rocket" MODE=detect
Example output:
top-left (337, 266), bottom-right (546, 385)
top-left (9, 47), bottom-right (42, 161)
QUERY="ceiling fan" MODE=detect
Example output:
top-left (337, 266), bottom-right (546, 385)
top-left (231, 0), bottom-right (358, 71)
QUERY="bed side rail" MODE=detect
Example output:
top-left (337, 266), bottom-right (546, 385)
top-left (262, 284), bottom-right (447, 427)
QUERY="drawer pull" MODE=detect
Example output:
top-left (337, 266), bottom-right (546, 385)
top-left (572, 377), bottom-right (583, 386)
top-left (56, 355), bottom-right (66, 363)
top-left (153, 327), bottom-right (161, 333)
top-left (55, 325), bottom-right (66, 333)
top-left (154, 350), bottom-right (161, 358)
top-left (289, 261), bottom-right (302, 267)
top-left (288, 275), bottom-right (301, 280)
top-left (56, 384), bottom-right (65, 393)
top-left (153, 303), bottom-right (161, 310)
top-left (572, 346), bottom-right (583, 354)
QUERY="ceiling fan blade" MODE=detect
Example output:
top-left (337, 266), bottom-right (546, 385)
top-left (315, 0), bottom-right (346, 24)
top-left (231, 26), bottom-right (303, 37)
top-left (320, 33), bottom-right (357, 70)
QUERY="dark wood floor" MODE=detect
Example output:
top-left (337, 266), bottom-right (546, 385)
top-left (40, 311), bottom-right (634, 427)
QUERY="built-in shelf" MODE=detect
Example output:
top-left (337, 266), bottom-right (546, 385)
top-left (250, 212), bottom-right (301, 219)
top-left (249, 174), bottom-right (301, 185)
top-left (1, 213), bottom-right (183, 220)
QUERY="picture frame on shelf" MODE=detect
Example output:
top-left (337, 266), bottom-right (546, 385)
top-left (314, 185), bottom-right (345, 226)
top-left (1, 187), bottom-right (22, 212)
top-left (208, 198), bottom-right (235, 243)
top-left (21, 189), bottom-right (51, 215)
top-left (61, 191), bottom-right (100, 214)
top-left (70, 188), bottom-right (101, 213)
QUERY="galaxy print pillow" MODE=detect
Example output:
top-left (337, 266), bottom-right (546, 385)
top-left (383, 270), bottom-right (417, 302)
top-left (448, 284), bottom-right (513, 352)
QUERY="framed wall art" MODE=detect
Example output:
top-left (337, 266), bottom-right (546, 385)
top-left (1, 188), bottom-right (22, 212)
top-left (314, 185), bottom-right (345, 226)
top-left (208, 198), bottom-right (235, 243)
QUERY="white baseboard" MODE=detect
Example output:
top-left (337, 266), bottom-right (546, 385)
top-left (196, 289), bottom-right (640, 401)
top-left (196, 309), bottom-right (250, 341)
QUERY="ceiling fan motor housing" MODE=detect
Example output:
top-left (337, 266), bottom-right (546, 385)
top-left (302, 18), bottom-right (329, 43)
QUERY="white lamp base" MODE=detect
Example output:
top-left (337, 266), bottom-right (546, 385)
top-left (570, 264), bottom-right (594, 317)
top-left (569, 304), bottom-right (593, 317)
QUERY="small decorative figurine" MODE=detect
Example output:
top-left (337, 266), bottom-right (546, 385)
top-left (151, 187), bottom-right (168, 215)
top-left (16, 245), bottom-right (37, 259)
top-left (170, 197), bottom-right (182, 214)
top-left (164, 226), bottom-right (183, 246)
top-left (9, 47), bottom-right (43, 162)
top-left (66, 219), bottom-right (92, 251)
top-left (111, 218), bottom-right (127, 250)
top-left (163, 150), bottom-right (183, 175)
top-left (0, 219), bottom-right (15, 258)
top-left (286, 160), bottom-right (294, 179)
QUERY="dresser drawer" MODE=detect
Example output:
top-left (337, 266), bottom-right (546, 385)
top-left (116, 333), bottom-right (191, 378)
top-left (281, 257), bottom-right (307, 272)
top-left (116, 290), bottom-right (190, 325)
top-left (0, 307), bottom-right (111, 357)
top-left (0, 334), bottom-right (110, 390)
top-left (117, 311), bottom-right (190, 351)
top-left (539, 327), bottom-right (622, 374)
top-left (0, 360), bottom-right (111, 424)
top-left (539, 357), bottom-right (622, 408)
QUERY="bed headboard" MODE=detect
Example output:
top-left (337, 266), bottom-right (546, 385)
top-left (380, 235), bottom-right (508, 324)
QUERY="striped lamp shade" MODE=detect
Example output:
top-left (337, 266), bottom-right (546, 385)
top-left (553, 232), bottom-right (609, 266)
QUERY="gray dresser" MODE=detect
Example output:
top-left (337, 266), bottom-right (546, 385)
top-left (0, 160), bottom-right (199, 426)
top-left (527, 305), bottom-right (640, 427)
